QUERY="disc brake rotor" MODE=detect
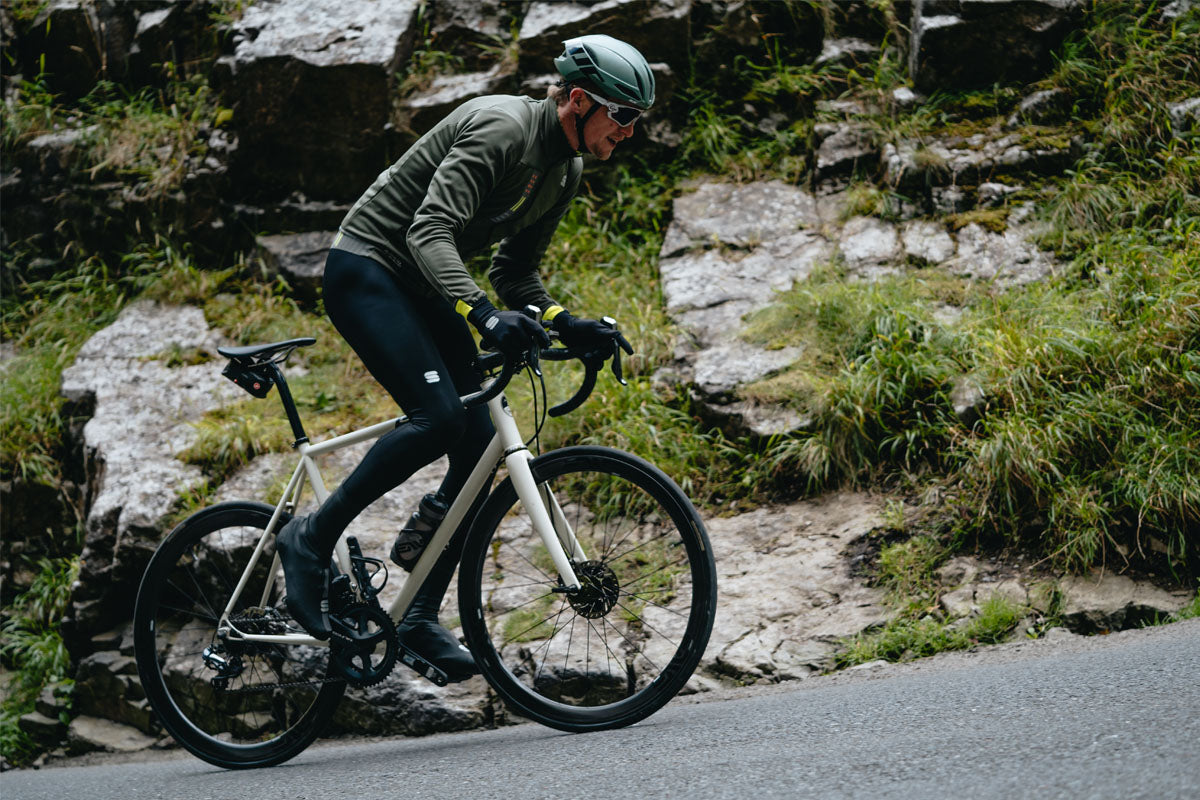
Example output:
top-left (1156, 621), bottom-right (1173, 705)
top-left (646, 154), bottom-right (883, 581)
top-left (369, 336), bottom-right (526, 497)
top-left (567, 560), bottom-right (621, 619)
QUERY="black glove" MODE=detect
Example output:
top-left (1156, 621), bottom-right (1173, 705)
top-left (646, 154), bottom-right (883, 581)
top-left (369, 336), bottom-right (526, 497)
top-left (467, 299), bottom-right (550, 357)
top-left (550, 311), bottom-right (634, 356)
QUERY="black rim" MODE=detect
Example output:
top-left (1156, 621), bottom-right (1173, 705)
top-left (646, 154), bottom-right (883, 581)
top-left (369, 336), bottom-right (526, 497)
top-left (135, 505), bottom-right (342, 763)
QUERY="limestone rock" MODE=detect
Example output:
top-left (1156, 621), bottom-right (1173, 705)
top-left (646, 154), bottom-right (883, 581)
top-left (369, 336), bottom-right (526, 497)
top-left (214, 0), bottom-right (421, 200)
top-left (67, 716), bottom-right (156, 755)
top-left (18, 711), bottom-right (65, 747)
top-left (946, 222), bottom-right (1057, 286)
top-left (1167, 97), bottom-right (1200, 137)
top-left (838, 216), bottom-right (899, 267)
top-left (662, 180), bottom-right (822, 256)
top-left (397, 64), bottom-right (518, 139)
top-left (704, 493), bottom-right (891, 682)
top-left (73, 651), bottom-right (154, 734)
top-left (517, 0), bottom-right (691, 79)
top-left (814, 124), bottom-right (878, 178)
top-left (60, 301), bottom-right (237, 641)
top-left (902, 220), bottom-right (956, 265)
top-left (427, 0), bottom-right (515, 69)
top-left (1059, 571), bottom-right (1192, 633)
top-left (909, 0), bottom-right (1085, 92)
top-left (257, 230), bottom-right (336, 301)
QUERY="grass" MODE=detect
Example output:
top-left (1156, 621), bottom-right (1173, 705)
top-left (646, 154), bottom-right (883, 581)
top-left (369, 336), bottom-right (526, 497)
top-left (2, 75), bottom-right (222, 199)
top-left (0, 556), bottom-right (78, 765)
top-left (837, 594), bottom-right (1025, 667)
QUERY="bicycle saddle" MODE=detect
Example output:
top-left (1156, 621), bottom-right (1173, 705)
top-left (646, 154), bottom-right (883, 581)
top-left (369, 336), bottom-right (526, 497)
top-left (218, 337), bottom-right (316, 364)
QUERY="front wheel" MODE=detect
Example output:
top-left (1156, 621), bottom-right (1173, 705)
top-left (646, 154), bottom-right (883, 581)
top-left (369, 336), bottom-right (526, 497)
top-left (459, 446), bottom-right (717, 732)
top-left (133, 502), bottom-right (346, 769)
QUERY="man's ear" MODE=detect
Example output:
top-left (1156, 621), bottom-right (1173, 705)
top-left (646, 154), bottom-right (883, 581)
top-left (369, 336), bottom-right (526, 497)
top-left (568, 87), bottom-right (587, 112)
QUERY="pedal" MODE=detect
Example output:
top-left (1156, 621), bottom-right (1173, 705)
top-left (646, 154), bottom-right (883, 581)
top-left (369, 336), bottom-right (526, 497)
top-left (396, 644), bottom-right (449, 687)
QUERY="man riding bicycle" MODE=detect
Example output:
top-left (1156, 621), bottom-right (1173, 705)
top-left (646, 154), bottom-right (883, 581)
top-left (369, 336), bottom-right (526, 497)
top-left (276, 34), bottom-right (653, 681)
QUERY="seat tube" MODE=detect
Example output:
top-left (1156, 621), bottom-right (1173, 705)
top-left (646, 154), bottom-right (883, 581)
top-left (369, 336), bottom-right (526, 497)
top-left (487, 394), bottom-right (581, 590)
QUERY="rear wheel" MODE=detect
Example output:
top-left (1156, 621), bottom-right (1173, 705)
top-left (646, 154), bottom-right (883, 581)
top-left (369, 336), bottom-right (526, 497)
top-left (133, 502), bottom-right (345, 769)
top-left (459, 446), bottom-right (717, 732)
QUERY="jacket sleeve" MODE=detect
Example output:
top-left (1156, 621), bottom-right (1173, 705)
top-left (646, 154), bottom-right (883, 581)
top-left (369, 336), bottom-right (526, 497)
top-left (405, 109), bottom-right (523, 308)
top-left (489, 158), bottom-right (583, 312)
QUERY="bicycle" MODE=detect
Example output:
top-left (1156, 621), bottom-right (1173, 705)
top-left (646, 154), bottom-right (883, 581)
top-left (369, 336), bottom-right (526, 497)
top-left (133, 316), bottom-right (718, 769)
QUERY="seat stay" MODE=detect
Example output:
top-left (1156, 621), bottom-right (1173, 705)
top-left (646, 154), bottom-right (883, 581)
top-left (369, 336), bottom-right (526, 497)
top-left (220, 456), bottom-right (323, 645)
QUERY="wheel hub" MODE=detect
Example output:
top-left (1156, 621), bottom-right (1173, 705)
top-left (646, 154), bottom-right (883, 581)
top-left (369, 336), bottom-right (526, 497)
top-left (567, 560), bottom-right (620, 619)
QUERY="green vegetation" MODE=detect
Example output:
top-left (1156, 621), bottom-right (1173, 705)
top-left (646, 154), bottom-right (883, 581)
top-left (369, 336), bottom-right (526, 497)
top-left (0, 557), bottom-right (78, 763)
top-left (1172, 583), bottom-right (1200, 622)
top-left (2, 0), bottom-right (1198, 761)
top-left (837, 594), bottom-right (1025, 667)
top-left (2, 75), bottom-right (222, 197)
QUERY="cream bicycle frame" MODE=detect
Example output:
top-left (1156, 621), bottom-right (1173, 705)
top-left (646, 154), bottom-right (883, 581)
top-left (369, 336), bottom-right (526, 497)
top-left (217, 385), bottom-right (585, 648)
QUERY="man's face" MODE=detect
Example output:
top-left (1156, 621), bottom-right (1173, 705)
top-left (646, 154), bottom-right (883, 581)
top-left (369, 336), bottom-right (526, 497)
top-left (575, 90), bottom-right (640, 160)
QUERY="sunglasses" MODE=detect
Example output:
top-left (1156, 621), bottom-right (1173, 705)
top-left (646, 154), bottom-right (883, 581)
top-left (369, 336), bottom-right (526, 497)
top-left (578, 89), bottom-right (644, 127)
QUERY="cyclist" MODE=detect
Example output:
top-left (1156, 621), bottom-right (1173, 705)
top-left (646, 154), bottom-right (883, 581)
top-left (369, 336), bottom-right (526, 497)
top-left (276, 35), bottom-right (651, 681)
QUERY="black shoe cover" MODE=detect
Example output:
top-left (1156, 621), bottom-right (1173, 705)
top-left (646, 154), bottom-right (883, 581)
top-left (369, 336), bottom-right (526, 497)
top-left (276, 514), bottom-right (332, 640)
top-left (397, 619), bottom-right (479, 682)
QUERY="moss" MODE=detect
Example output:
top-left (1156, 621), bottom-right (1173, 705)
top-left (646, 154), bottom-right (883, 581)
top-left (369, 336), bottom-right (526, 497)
top-left (945, 207), bottom-right (1011, 233)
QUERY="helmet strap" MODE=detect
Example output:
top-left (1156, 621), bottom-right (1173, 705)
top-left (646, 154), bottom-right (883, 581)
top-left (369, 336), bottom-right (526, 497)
top-left (574, 102), bottom-right (601, 155)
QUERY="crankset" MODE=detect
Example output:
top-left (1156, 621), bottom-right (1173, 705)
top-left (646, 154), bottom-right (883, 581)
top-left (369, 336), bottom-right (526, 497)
top-left (329, 602), bottom-right (399, 687)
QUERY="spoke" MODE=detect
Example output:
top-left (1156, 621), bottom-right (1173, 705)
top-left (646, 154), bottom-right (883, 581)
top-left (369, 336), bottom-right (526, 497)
top-left (606, 529), bottom-right (679, 566)
top-left (503, 599), bottom-right (567, 646)
top-left (484, 577), bottom-right (560, 593)
top-left (601, 613), bottom-right (663, 673)
top-left (621, 555), bottom-right (691, 591)
top-left (614, 599), bottom-right (681, 649)
top-left (163, 571), bottom-right (219, 623)
top-left (563, 612), bottom-right (578, 677)
top-left (618, 590), bottom-right (691, 618)
top-left (156, 604), bottom-right (219, 622)
top-left (585, 617), bottom-right (626, 674)
top-left (531, 601), bottom-right (573, 682)
top-left (499, 539), bottom-right (558, 585)
top-left (599, 518), bottom-right (643, 563)
top-left (491, 590), bottom-right (558, 617)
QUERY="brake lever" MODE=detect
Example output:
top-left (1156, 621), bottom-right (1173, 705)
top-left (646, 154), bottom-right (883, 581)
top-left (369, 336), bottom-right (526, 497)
top-left (611, 345), bottom-right (626, 386)
top-left (528, 341), bottom-right (542, 377)
top-left (601, 316), bottom-right (628, 386)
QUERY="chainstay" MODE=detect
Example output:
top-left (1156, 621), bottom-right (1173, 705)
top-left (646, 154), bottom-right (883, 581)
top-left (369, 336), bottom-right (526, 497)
top-left (219, 675), bottom-right (346, 695)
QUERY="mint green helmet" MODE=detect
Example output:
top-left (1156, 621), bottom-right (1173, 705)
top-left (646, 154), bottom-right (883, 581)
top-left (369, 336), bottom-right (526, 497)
top-left (554, 34), bottom-right (656, 110)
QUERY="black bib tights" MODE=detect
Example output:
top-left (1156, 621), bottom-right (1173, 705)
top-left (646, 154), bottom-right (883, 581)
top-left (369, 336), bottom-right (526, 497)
top-left (316, 249), bottom-right (494, 582)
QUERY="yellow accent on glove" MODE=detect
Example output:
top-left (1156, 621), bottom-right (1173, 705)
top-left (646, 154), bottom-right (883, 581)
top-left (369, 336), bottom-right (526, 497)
top-left (543, 305), bottom-right (567, 323)
top-left (455, 299), bottom-right (474, 319)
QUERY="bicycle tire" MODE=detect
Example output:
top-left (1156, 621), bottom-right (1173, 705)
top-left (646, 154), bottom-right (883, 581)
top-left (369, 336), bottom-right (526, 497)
top-left (459, 446), bottom-right (717, 732)
top-left (133, 502), bottom-right (346, 769)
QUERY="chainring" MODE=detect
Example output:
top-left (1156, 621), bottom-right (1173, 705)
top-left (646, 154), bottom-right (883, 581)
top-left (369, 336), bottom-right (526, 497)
top-left (329, 602), bottom-right (399, 688)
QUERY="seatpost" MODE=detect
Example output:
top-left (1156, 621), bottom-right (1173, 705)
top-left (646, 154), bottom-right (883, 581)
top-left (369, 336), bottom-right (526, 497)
top-left (264, 362), bottom-right (309, 447)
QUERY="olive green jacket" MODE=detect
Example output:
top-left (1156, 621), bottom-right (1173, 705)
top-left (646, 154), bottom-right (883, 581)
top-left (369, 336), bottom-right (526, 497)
top-left (335, 95), bottom-right (582, 313)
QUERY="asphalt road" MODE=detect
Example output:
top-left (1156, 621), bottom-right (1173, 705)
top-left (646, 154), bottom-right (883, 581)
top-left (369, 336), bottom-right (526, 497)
top-left (4, 618), bottom-right (1198, 800)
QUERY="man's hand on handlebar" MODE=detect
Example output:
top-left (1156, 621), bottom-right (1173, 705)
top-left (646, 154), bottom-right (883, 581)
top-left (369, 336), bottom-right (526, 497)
top-left (548, 310), bottom-right (634, 358)
top-left (467, 300), bottom-right (550, 357)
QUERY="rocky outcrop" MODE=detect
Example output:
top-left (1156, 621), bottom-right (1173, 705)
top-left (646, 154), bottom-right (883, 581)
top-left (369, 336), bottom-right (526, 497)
top-left (59, 301), bottom-right (237, 646)
top-left (213, 0), bottom-right (421, 200)
top-left (656, 178), bottom-right (1062, 435)
top-left (704, 493), bottom-right (891, 681)
top-left (257, 230), bottom-right (336, 302)
top-left (517, 0), bottom-right (692, 76)
top-left (909, 0), bottom-right (1085, 92)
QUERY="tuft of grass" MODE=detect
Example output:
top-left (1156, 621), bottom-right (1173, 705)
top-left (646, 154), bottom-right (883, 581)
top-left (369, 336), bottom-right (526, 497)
top-left (1171, 582), bottom-right (1200, 622)
top-left (0, 556), bottom-right (79, 765)
top-left (836, 595), bottom-right (1024, 667)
